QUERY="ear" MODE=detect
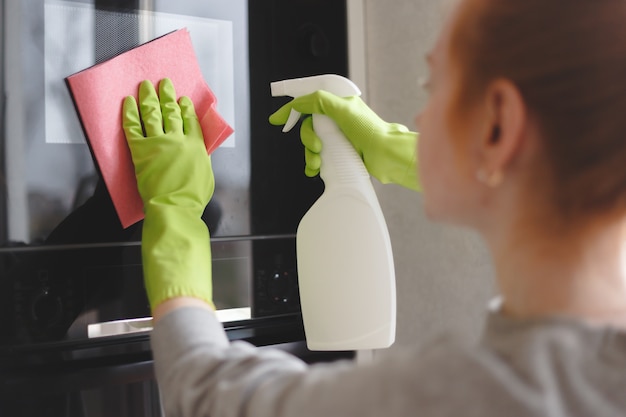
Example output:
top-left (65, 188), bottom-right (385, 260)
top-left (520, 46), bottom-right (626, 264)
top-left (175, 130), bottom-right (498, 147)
top-left (478, 79), bottom-right (527, 179)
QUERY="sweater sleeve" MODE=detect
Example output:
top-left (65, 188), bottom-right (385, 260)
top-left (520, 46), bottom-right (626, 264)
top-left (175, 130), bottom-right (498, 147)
top-left (153, 307), bottom-right (625, 417)
top-left (151, 307), bottom-right (438, 417)
top-left (151, 307), bottom-right (305, 417)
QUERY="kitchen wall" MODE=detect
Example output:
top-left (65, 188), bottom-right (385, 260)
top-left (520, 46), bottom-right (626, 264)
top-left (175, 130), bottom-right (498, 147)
top-left (361, 0), bottom-right (496, 352)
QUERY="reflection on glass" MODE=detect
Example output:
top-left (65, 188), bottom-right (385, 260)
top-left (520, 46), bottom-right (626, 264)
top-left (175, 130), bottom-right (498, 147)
top-left (3, 0), bottom-right (249, 245)
top-left (0, 0), bottom-right (253, 342)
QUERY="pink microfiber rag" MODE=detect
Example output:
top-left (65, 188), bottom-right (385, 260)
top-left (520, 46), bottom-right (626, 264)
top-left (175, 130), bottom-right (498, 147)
top-left (66, 28), bottom-right (233, 228)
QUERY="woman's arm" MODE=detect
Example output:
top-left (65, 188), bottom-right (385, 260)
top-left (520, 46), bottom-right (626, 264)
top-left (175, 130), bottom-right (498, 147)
top-left (151, 306), bottom-right (435, 417)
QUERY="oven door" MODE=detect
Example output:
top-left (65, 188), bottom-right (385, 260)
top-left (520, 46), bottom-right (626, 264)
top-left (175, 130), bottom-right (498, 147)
top-left (0, 0), bottom-right (351, 414)
top-left (0, 316), bottom-right (353, 417)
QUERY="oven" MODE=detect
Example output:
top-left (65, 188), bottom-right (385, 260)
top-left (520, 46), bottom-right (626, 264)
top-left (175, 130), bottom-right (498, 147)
top-left (0, 0), bottom-right (354, 415)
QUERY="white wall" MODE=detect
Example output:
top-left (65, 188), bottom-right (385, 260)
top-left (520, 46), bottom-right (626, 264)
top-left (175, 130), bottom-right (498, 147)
top-left (361, 0), bottom-right (496, 352)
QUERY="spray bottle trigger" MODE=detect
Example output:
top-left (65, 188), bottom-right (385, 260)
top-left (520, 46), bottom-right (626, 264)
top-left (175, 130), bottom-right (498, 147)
top-left (283, 109), bottom-right (301, 133)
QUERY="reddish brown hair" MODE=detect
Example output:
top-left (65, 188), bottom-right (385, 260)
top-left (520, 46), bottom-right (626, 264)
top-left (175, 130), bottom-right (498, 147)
top-left (450, 0), bottom-right (626, 219)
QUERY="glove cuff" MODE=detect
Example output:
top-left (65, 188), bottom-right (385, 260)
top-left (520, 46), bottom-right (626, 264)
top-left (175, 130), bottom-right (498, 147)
top-left (142, 206), bottom-right (213, 311)
top-left (368, 129), bottom-right (421, 191)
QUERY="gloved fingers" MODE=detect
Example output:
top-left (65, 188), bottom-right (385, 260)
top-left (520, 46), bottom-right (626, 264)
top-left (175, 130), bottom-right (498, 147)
top-left (295, 90), bottom-right (351, 115)
top-left (304, 167), bottom-right (320, 178)
top-left (179, 96), bottom-right (202, 137)
top-left (300, 117), bottom-right (322, 153)
top-left (139, 80), bottom-right (165, 137)
top-left (268, 95), bottom-right (320, 127)
top-left (304, 148), bottom-right (321, 177)
top-left (268, 91), bottom-right (336, 125)
top-left (268, 100), bottom-right (293, 126)
top-left (270, 91), bottom-right (358, 128)
top-left (287, 90), bottom-right (336, 115)
top-left (122, 96), bottom-right (145, 140)
top-left (159, 78), bottom-right (183, 134)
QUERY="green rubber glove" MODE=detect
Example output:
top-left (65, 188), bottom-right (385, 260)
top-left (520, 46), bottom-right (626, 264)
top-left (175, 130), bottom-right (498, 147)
top-left (123, 78), bottom-right (214, 311)
top-left (269, 90), bottom-right (421, 191)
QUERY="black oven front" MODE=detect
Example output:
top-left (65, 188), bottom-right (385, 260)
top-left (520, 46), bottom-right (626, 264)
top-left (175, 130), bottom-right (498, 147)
top-left (0, 0), bottom-right (351, 415)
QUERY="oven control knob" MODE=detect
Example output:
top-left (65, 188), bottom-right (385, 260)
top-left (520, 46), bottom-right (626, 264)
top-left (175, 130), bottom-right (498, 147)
top-left (30, 288), bottom-right (63, 327)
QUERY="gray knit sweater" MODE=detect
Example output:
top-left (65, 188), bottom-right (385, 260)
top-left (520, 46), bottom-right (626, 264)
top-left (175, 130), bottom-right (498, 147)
top-left (151, 307), bottom-right (626, 417)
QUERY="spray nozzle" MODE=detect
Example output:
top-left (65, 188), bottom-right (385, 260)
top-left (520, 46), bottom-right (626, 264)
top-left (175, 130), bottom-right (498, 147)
top-left (271, 74), bottom-right (361, 133)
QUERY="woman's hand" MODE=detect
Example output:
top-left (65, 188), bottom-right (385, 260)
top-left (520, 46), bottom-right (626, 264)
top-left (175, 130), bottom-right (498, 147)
top-left (270, 91), bottom-right (421, 191)
top-left (123, 78), bottom-right (215, 313)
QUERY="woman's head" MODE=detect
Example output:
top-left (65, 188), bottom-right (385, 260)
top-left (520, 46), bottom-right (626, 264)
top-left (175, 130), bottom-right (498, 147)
top-left (417, 0), bottom-right (626, 232)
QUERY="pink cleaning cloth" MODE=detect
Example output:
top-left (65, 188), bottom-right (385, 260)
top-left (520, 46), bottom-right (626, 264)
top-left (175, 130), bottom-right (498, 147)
top-left (66, 28), bottom-right (233, 228)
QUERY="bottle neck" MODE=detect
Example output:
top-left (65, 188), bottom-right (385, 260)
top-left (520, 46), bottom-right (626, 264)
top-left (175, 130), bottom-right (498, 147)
top-left (314, 115), bottom-right (370, 187)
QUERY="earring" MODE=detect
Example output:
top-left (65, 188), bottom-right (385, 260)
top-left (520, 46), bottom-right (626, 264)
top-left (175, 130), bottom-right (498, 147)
top-left (476, 168), bottom-right (503, 187)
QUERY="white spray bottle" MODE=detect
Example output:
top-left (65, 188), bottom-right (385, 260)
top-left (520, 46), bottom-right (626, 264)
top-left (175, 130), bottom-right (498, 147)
top-left (271, 74), bottom-right (396, 351)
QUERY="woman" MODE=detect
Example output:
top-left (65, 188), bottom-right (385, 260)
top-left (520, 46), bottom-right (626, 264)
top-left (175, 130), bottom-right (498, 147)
top-left (122, 0), bottom-right (626, 415)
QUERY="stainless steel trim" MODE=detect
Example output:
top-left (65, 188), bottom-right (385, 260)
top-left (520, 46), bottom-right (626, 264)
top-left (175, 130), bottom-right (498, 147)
top-left (87, 307), bottom-right (252, 338)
